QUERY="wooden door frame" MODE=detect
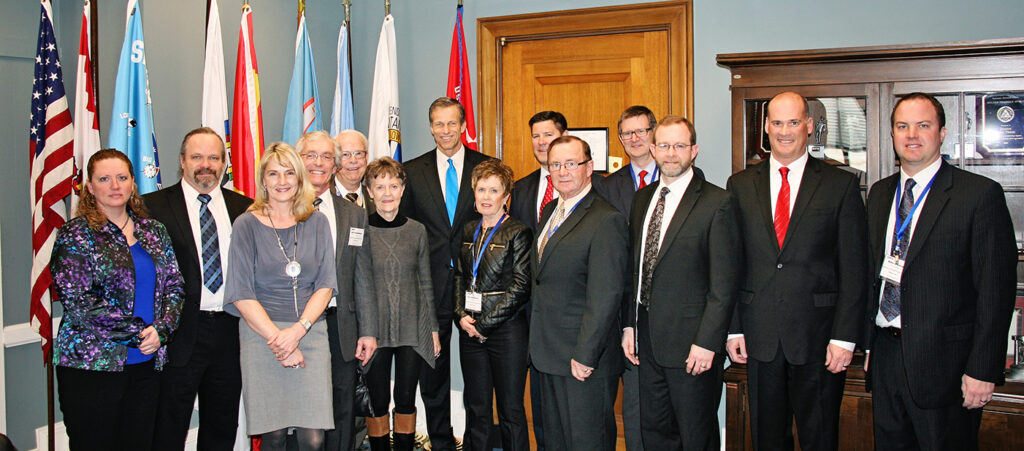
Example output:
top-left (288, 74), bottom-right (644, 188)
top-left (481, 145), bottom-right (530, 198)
top-left (477, 0), bottom-right (694, 158)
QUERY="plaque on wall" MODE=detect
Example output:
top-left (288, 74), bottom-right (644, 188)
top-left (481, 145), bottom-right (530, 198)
top-left (977, 93), bottom-right (1024, 157)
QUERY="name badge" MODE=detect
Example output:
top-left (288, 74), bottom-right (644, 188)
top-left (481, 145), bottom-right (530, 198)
top-left (465, 291), bottom-right (483, 312)
top-left (879, 255), bottom-right (904, 285)
top-left (348, 227), bottom-right (364, 247)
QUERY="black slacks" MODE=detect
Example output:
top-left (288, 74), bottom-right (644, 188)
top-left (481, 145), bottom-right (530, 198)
top-left (870, 328), bottom-right (982, 451)
top-left (747, 343), bottom-right (846, 451)
top-left (537, 369), bottom-right (618, 451)
top-left (419, 318), bottom-right (456, 450)
top-left (325, 307), bottom-right (362, 451)
top-left (637, 308), bottom-right (722, 451)
top-left (458, 314), bottom-right (529, 451)
top-left (58, 359), bottom-right (160, 451)
top-left (154, 311), bottom-right (241, 451)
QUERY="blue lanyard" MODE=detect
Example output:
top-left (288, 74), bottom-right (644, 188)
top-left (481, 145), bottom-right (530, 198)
top-left (470, 214), bottom-right (507, 287)
top-left (547, 198), bottom-right (585, 239)
top-left (892, 173), bottom-right (937, 257)
top-left (629, 165), bottom-right (659, 190)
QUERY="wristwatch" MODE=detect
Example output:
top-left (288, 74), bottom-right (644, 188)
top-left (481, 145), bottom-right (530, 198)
top-left (299, 318), bottom-right (312, 332)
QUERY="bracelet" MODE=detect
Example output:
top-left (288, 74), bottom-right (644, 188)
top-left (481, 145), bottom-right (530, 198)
top-left (299, 318), bottom-right (312, 332)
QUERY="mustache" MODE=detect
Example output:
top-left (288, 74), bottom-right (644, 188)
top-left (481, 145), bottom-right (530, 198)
top-left (194, 168), bottom-right (218, 177)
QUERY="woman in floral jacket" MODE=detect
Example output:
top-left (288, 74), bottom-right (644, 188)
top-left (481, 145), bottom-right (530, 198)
top-left (49, 149), bottom-right (184, 450)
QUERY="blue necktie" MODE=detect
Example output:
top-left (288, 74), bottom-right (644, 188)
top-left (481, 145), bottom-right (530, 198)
top-left (445, 158), bottom-right (458, 224)
top-left (881, 178), bottom-right (916, 321)
top-left (198, 194), bottom-right (222, 292)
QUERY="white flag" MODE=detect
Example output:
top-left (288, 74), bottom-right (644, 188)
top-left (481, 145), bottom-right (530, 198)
top-left (72, 0), bottom-right (100, 211)
top-left (202, 0), bottom-right (231, 185)
top-left (367, 15), bottom-right (401, 161)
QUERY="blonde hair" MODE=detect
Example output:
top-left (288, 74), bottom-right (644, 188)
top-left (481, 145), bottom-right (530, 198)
top-left (248, 142), bottom-right (317, 222)
top-left (75, 149), bottom-right (148, 229)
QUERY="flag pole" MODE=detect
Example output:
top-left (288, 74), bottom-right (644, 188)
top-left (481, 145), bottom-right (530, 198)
top-left (385, 0), bottom-right (390, 16)
top-left (343, 0), bottom-right (351, 24)
top-left (297, 0), bottom-right (304, 30)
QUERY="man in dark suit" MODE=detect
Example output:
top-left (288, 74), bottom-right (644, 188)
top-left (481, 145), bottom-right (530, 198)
top-left (510, 111), bottom-right (569, 232)
top-left (725, 91), bottom-right (868, 450)
top-left (864, 93), bottom-right (1017, 450)
top-left (334, 129), bottom-right (375, 214)
top-left (622, 116), bottom-right (742, 450)
top-left (399, 97), bottom-right (495, 450)
top-left (530, 135), bottom-right (628, 451)
top-left (147, 127), bottom-right (252, 450)
top-left (297, 130), bottom-right (379, 451)
top-left (595, 105), bottom-right (660, 217)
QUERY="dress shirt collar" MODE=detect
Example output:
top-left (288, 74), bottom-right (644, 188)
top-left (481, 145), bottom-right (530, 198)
top-left (555, 182), bottom-right (592, 213)
top-left (436, 146), bottom-right (466, 170)
top-left (769, 150), bottom-right (809, 176)
top-left (899, 157), bottom-right (942, 195)
top-left (181, 179), bottom-right (223, 205)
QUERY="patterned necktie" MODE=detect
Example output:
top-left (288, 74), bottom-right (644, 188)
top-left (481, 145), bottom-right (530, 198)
top-left (345, 192), bottom-right (360, 206)
top-left (539, 175), bottom-right (554, 222)
top-left (881, 178), bottom-right (917, 321)
top-left (637, 170), bottom-right (648, 190)
top-left (774, 167), bottom-right (791, 248)
top-left (538, 203), bottom-right (564, 262)
top-left (198, 194), bottom-right (222, 292)
top-left (445, 158), bottom-right (458, 225)
top-left (640, 187), bottom-right (670, 307)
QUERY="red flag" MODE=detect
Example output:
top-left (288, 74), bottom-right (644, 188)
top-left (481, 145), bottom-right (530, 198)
top-left (72, 0), bottom-right (101, 213)
top-left (30, 0), bottom-right (75, 363)
top-left (446, 5), bottom-right (477, 151)
top-left (231, 4), bottom-right (265, 197)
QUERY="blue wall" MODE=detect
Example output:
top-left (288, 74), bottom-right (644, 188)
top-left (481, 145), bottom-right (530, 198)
top-left (3, 0), bottom-right (1024, 448)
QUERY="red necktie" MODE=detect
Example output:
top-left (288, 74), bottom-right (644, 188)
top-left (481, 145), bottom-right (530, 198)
top-left (637, 170), bottom-right (648, 190)
top-left (539, 175), bottom-right (554, 222)
top-left (774, 167), bottom-right (790, 248)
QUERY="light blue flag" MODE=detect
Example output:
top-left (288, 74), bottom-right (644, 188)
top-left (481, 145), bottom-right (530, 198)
top-left (330, 21), bottom-right (355, 136)
top-left (109, 0), bottom-right (160, 194)
top-left (282, 13), bottom-right (322, 145)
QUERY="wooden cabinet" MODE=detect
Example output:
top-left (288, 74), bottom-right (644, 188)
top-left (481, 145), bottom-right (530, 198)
top-left (717, 38), bottom-right (1024, 450)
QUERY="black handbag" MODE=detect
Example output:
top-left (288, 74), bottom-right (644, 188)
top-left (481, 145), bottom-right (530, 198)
top-left (354, 365), bottom-right (375, 418)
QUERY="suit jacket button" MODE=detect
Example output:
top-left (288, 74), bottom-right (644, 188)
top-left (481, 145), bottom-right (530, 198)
top-left (777, 263), bottom-right (783, 269)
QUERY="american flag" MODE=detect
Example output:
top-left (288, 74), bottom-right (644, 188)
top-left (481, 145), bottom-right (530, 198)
top-left (30, 0), bottom-right (75, 363)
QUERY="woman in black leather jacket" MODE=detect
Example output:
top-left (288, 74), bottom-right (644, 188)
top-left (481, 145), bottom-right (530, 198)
top-left (454, 159), bottom-right (532, 451)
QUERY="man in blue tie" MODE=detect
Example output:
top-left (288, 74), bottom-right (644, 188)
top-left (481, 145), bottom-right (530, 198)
top-left (400, 97), bottom-right (495, 450)
top-left (145, 128), bottom-right (253, 450)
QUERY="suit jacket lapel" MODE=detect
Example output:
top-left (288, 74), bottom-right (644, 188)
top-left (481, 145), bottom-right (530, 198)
top-left (420, 149), bottom-right (448, 224)
top-left (754, 161), bottom-right (776, 250)
top-left (537, 191), bottom-right (595, 274)
top-left (169, 184), bottom-right (201, 265)
top-left (903, 162), bottom-right (952, 266)
top-left (656, 175), bottom-right (702, 264)
top-left (780, 156), bottom-right (823, 254)
top-left (452, 151), bottom-right (479, 233)
top-left (332, 197), bottom-right (348, 266)
top-left (630, 186), bottom-right (655, 271)
top-left (869, 176), bottom-right (898, 272)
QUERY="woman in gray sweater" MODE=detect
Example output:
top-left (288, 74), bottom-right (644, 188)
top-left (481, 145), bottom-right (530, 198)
top-left (363, 156), bottom-right (441, 451)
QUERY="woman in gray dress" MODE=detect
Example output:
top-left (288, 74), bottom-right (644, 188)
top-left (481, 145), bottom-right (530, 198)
top-left (224, 143), bottom-right (337, 450)
top-left (363, 157), bottom-right (441, 451)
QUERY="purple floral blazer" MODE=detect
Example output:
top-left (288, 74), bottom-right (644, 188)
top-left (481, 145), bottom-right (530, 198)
top-left (49, 214), bottom-right (185, 371)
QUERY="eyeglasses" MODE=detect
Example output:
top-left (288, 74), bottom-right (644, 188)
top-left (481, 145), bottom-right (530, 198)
top-left (655, 143), bottom-right (693, 152)
top-left (341, 151), bottom-right (367, 160)
top-left (548, 159), bottom-right (591, 172)
top-left (301, 152), bottom-right (336, 163)
top-left (619, 128), bottom-right (652, 139)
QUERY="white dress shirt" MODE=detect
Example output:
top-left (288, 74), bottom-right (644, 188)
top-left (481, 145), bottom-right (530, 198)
top-left (436, 146), bottom-right (466, 203)
top-left (875, 157), bottom-right (942, 328)
top-left (181, 181), bottom-right (232, 312)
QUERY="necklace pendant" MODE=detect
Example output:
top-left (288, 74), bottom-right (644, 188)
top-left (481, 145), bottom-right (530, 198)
top-left (285, 260), bottom-right (302, 278)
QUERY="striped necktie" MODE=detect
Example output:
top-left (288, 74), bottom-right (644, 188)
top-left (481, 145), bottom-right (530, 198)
top-left (198, 194), bottom-right (222, 292)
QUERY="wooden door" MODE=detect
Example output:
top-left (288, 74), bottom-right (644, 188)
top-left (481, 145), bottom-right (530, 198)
top-left (479, 1), bottom-right (693, 180)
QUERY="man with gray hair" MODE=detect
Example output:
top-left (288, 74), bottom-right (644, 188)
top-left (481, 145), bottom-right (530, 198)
top-left (297, 130), bottom-right (378, 451)
top-left (333, 129), bottom-right (374, 214)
